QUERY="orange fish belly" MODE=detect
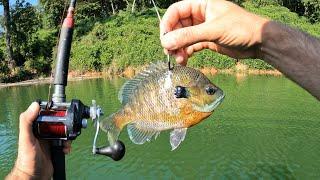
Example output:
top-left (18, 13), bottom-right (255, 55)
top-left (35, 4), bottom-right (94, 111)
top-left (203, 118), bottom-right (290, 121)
top-left (113, 103), bottom-right (212, 131)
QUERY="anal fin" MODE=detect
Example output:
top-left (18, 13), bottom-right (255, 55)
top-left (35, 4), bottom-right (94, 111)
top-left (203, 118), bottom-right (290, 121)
top-left (170, 128), bottom-right (187, 151)
top-left (127, 123), bottom-right (160, 144)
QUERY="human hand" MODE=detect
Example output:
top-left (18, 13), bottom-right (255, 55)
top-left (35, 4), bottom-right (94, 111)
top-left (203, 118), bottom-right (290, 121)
top-left (160, 0), bottom-right (269, 65)
top-left (6, 102), bottom-right (72, 180)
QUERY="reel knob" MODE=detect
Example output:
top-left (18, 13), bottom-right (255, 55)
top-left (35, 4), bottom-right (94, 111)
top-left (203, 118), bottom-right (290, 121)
top-left (95, 140), bottom-right (125, 161)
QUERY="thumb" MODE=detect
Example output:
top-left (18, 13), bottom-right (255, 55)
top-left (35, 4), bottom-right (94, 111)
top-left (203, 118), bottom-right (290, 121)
top-left (19, 102), bottom-right (40, 139)
top-left (160, 22), bottom-right (220, 50)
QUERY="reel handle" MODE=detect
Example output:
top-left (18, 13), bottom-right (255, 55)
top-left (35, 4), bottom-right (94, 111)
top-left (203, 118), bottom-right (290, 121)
top-left (94, 141), bottom-right (125, 161)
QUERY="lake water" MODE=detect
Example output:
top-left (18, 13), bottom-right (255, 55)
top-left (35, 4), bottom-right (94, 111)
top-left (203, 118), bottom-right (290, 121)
top-left (0, 74), bottom-right (319, 179)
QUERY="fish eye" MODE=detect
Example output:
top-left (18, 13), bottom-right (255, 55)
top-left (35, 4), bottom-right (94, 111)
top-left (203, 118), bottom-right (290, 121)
top-left (205, 86), bottom-right (216, 95)
top-left (175, 86), bottom-right (188, 98)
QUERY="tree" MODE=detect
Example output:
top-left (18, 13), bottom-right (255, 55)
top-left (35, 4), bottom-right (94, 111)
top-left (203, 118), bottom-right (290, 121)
top-left (110, 0), bottom-right (116, 14)
top-left (39, 0), bottom-right (66, 28)
top-left (131, 0), bottom-right (136, 13)
top-left (247, 0), bottom-right (320, 23)
top-left (11, 0), bottom-right (41, 66)
top-left (1, 0), bottom-right (15, 70)
top-left (99, 0), bottom-right (108, 16)
top-left (302, 0), bottom-right (320, 23)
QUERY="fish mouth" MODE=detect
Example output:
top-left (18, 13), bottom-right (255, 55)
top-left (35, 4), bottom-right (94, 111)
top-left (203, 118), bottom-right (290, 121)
top-left (193, 91), bottom-right (225, 113)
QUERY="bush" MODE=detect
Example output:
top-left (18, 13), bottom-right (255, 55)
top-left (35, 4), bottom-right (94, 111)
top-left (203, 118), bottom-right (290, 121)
top-left (70, 10), bottom-right (164, 71)
top-left (23, 29), bottom-right (56, 75)
top-left (188, 50), bottom-right (236, 69)
top-left (303, 0), bottom-right (320, 23)
top-left (70, 5), bottom-right (320, 72)
top-left (247, 0), bottom-right (320, 23)
top-left (3, 1), bottom-right (320, 81)
top-left (244, 2), bottom-right (320, 37)
top-left (71, 10), bottom-right (236, 71)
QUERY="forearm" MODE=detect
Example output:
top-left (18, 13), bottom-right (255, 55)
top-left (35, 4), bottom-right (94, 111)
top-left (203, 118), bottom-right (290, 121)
top-left (259, 21), bottom-right (320, 100)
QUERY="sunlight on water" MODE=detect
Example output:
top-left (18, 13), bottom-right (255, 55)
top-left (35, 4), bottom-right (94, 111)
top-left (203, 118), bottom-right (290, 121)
top-left (0, 75), bottom-right (319, 179)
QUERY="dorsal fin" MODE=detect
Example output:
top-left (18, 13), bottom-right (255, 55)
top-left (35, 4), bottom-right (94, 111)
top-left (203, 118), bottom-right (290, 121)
top-left (118, 61), bottom-right (168, 105)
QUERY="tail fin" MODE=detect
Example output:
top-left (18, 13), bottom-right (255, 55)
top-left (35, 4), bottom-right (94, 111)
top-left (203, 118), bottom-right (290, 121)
top-left (99, 113), bottom-right (121, 146)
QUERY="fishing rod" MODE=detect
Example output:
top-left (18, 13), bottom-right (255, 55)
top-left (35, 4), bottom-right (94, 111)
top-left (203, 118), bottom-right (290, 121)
top-left (32, 0), bottom-right (125, 179)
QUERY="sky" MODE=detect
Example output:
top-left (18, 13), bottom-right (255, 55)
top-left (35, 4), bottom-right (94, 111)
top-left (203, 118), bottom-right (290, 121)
top-left (0, 0), bottom-right (38, 15)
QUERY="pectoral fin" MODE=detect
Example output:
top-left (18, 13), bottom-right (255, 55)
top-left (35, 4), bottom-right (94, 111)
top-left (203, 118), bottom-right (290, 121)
top-left (127, 123), bottom-right (160, 144)
top-left (170, 128), bottom-right (187, 151)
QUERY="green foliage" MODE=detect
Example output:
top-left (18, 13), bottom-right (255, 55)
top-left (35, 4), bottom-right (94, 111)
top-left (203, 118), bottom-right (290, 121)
top-left (244, 2), bottom-right (320, 37)
top-left (242, 59), bottom-right (274, 70)
top-left (11, 0), bottom-right (41, 65)
top-left (0, 0), bottom-right (57, 82)
top-left (23, 29), bottom-right (57, 74)
top-left (0, 38), bottom-right (8, 81)
top-left (10, 0), bottom-right (56, 77)
top-left (157, 0), bottom-right (179, 8)
top-left (70, 10), bottom-right (164, 71)
top-left (1, 0), bottom-right (320, 82)
top-left (70, 3), bottom-right (320, 71)
top-left (248, 0), bottom-right (280, 7)
top-left (39, 0), bottom-right (65, 28)
top-left (302, 0), bottom-right (320, 23)
top-left (76, 1), bottom-right (105, 20)
top-left (188, 50), bottom-right (236, 69)
top-left (240, 2), bottom-right (320, 69)
top-left (69, 4), bottom-right (317, 71)
top-left (248, 0), bottom-right (320, 23)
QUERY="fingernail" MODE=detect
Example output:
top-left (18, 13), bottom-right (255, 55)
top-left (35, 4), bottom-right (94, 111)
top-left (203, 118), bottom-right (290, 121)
top-left (163, 48), bottom-right (168, 54)
top-left (160, 32), bottom-right (167, 40)
top-left (28, 102), bottom-right (39, 114)
top-left (167, 50), bottom-right (175, 55)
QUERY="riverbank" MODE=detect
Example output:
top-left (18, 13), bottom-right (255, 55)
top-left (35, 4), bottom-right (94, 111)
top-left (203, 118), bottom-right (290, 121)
top-left (0, 62), bottom-right (282, 88)
top-left (0, 75), bottom-right (102, 88)
top-left (1, 3), bottom-right (319, 83)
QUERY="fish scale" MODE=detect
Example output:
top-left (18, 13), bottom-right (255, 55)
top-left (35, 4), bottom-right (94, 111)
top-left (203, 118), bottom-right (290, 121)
top-left (100, 61), bottom-right (224, 150)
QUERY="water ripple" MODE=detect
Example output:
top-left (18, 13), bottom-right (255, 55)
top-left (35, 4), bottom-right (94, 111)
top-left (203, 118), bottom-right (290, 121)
top-left (1, 76), bottom-right (320, 179)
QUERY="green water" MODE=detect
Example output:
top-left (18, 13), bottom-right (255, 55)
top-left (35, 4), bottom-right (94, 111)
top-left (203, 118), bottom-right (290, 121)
top-left (0, 75), bottom-right (319, 179)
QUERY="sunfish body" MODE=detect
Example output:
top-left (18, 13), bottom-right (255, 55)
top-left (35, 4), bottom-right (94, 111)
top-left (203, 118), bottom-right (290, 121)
top-left (100, 61), bottom-right (224, 150)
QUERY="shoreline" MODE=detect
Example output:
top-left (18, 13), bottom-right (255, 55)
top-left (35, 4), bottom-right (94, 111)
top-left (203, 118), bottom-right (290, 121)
top-left (0, 64), bottom-right (282, 88)
top-left (0, 74), bottom-right (103, 88)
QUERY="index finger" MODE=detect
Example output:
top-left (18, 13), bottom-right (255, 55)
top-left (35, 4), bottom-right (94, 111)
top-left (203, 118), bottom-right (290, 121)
top-left (160, 0), bottom-right (207, 36)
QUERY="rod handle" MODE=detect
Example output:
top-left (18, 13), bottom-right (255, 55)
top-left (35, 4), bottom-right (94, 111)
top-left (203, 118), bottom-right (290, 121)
top-left (51, 145), bottom-right (66, 180)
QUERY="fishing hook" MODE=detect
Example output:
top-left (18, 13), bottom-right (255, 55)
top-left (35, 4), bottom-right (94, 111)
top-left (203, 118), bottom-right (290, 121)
top-left (167, 55), bottom-right (173, 71)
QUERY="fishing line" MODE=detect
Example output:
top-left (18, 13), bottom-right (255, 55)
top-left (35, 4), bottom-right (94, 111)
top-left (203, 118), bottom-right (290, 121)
top-left (47, 0), bottom-right (70, 105)
top-left (150, 0), bottom-right (173, 70)
top-left (92, 117), bottom-right (100, 154)
top-left (151, 0), bottom-right (161, 21)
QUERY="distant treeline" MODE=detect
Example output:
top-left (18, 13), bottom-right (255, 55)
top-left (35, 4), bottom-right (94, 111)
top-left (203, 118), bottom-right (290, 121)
top-left (0, 0), bottom-right (319, 82)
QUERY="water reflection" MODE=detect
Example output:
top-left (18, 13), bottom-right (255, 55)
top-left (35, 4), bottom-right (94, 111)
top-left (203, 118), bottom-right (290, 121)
top-left (0, 75), bottom-right (319, 179)
top-left (235, 72), bottom-right (247, 84)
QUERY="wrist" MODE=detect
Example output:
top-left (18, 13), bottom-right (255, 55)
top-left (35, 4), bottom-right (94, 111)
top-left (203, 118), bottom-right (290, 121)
top-left (255, 19), bottom-right (277, 59)
top-left (253, 16), bottom-right (270, 45)
top-left (6, 166), bottom-right (34, 180)
top-left (256, 20), bottom-right (284, 60)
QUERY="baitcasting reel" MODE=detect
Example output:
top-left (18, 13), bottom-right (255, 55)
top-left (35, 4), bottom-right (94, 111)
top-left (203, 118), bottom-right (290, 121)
top-left (33, 99), bottom-right (125, 161)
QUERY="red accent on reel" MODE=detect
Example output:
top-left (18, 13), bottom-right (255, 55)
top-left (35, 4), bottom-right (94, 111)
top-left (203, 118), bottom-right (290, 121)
top-left (39, 122), bottom-right (67, 138)
top-left (40, 110), bottom-right (66, 117)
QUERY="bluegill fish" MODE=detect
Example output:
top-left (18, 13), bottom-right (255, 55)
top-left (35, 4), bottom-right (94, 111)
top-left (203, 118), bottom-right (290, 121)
top-left (100, 61), bottom-right (224, 150)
